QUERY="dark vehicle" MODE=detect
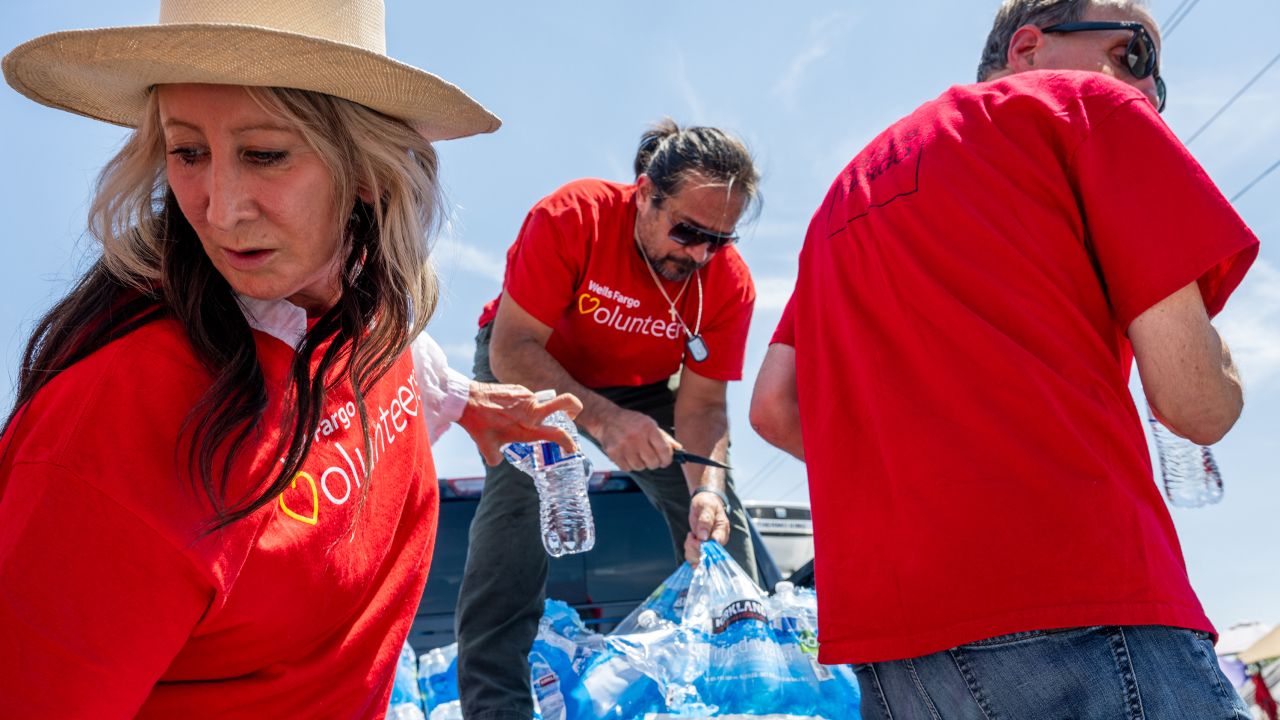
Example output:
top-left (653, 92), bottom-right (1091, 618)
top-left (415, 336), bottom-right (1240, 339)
top-left (408, 471), bottom-right (783, 652)
top-left (786, 558), bottom-right (816, 589)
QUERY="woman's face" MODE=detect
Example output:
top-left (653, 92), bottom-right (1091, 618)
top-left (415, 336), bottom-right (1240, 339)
top-left (157, 84), bottom-right (345, 315)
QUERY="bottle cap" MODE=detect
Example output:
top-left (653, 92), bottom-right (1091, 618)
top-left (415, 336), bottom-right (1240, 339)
top-left (774, 580), bottom-right (795, 595)
top-left (534, 389), bottom-right (556, 402)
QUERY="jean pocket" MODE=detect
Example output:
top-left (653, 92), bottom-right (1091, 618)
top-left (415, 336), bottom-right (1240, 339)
top-left (1187, 628), bottom-right (1214, 642)
top-left (959, 625), bottom-right (1106, 648)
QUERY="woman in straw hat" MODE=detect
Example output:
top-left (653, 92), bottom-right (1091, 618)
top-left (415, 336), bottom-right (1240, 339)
top-left (0, 0), bottom-right (579, 715)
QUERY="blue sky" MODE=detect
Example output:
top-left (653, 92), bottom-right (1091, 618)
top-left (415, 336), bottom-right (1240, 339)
top-left (2, 1), bottom-right (1276, 632)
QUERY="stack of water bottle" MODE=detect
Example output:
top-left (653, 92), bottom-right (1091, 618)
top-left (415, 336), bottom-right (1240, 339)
top-left (391, 388), bottom-right (860, 717)
top-left (392, 543), bottom-right (860, 719)
top-left (595, 541), bottom-right (861, 719)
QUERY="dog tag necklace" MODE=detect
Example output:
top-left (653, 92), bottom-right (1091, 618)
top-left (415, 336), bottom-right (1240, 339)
top-left (636, 234), bottom-right (708, 363)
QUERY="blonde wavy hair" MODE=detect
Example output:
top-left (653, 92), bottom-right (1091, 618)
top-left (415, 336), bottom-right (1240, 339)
top-left (89, 85), bottom-right (441, 338)
top-left (13, 85), bottom-right (445, 529)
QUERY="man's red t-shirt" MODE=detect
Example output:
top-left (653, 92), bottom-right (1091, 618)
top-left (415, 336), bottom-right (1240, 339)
top-left (478, 179), bottom-right (755, 387)
top-left (0, 319), bottom-right (438, 717)
top-left (775, 71), bottom-right (1258, 664)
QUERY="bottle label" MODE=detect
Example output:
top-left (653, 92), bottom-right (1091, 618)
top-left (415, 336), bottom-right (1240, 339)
top-left (501, 440), bottom-right (581, 468)
top-left (712, 598), bottom-right (767, 635)
top-left (501, 442), bottom-right (535, 464)
top-left (538, 441), bottom-right (576, 466)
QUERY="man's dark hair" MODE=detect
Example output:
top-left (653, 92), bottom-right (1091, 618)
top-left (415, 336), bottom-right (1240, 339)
top-left (633, 119), bottom-right (761, 219)
top-left (976, 0), bottom-right (1148, 82)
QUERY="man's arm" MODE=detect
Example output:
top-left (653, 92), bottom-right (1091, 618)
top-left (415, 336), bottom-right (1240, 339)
top-left (673, 367), bottom-right (733, 549)
top-left (490, 291), bottom-right (681, 470)
top-left (749, 343), bottom-right (805, 460)
top-left (1129, 282), bottom-right (1243, 445)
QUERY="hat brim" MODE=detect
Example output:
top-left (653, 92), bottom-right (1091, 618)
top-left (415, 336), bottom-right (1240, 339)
top-left (2, 23), bottom-right (501, 142)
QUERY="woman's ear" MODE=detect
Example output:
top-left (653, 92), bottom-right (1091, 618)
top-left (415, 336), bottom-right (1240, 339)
top-left (356, 185), bottom-right (375, 205)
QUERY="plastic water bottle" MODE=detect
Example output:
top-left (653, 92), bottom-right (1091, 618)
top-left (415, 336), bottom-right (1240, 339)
top-left (529, 654), bottom-right (566, 720)
top-left (767, 581), bottom-right (820, 715)
top-left (418, 644), bottom-right (458, 713)
top-left (501, 389), bottom-right (595, 557)
top-left (427, 701), bottom-right (461, 720)
top-left (683, 541), bottom-right (791, 715)
top-left (1146, 403), bottom-right (1223, 508)
top-left (770, 581), bottom-right (862, 717)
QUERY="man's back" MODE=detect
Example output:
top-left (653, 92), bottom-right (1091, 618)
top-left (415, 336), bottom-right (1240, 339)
top-left (786, 70), bottom-right (1257, 664)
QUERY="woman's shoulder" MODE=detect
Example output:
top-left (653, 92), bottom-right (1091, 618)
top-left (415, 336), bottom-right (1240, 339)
top-left (13, 318), bottom-right (211, 460)
top-left (2, 318), bottom-right (233, 551)
top-left (74, 317), bottom-right (208, 395)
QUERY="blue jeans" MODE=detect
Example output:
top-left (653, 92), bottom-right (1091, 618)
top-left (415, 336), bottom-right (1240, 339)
top-left (854, 625), bottom-right (1249, 719)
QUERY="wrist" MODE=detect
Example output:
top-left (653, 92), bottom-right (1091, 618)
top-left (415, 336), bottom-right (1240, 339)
top-left (691, 484), bottom-right (730, 512)
top-left (578, 396), bottom-right (616, 438)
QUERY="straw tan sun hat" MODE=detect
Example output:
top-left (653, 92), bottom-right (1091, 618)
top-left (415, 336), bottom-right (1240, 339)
top-left (2, 0), bottom-right (500, 142)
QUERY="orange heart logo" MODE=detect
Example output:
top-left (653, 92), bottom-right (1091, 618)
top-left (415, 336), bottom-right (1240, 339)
top-left (578, 293), bottom-right (601, 314)
top-left (279, 471), bottom-right (319, 526)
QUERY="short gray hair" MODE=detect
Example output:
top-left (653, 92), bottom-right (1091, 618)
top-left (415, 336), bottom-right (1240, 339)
top-left (976, 0), bottom-right (1148, 81)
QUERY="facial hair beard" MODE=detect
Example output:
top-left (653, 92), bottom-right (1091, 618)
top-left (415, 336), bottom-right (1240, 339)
top-left (652, 254), bottom-right (698, 282)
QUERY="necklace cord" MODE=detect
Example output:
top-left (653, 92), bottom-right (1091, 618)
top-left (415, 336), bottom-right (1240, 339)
top-left (635, 232), bottom-right (703, 338)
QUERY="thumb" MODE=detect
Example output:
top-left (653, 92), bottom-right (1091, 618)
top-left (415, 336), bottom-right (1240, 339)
top-left (479, 442), bottom-right (504, 467)
top-left (696, 506), bottom-right (715, 541)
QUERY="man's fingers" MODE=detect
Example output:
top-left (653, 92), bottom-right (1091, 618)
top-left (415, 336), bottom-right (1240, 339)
top-left (711, 518), bottom-right (730, 545)
top-left (648, 432), bottom-right (676, 468)
top-left (683, 532), bottom-right (702, 566)
top-left (640, 445), bottom-right (666, 470)
top-left (613, 447), bottom-right (642, 472)
top-left (695, 506), bottom-right (717, 541)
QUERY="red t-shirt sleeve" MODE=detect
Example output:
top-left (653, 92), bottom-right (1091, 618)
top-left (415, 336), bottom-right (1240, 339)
top-left (1070, 97), bottom-right (1259, 330)
top-left (501, 202), bottom-right (585, 327)
top-left (0, 462), bottom-right (212, 715)
top-left (770, 292), bottom-right (797, 346)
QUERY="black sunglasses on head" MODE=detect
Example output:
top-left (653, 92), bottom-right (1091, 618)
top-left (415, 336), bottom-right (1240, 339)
top-left (1041, 20), bottom-right (1167, 112)
top-left (669, 221), bottom-right (738, 251)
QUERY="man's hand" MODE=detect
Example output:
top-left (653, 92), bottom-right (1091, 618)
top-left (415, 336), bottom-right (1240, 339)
top-left (682, 492), bottom-right (730, 565)
top-left (457, 383), bottom-right (583, 466)
top-left (595, 406), bottom-right (681, 471)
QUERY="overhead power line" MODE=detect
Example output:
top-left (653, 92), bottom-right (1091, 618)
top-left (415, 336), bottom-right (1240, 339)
top-left (1185, 50), bottom-right (1280, 146)
top-left (1162, 0), bottom-right (1202, 38)
top-left (1161, 0), bottom-right (1194, 29)
top-left (778, 476), bottom-right (811, 502)
top-left (738, 450), bottom-right (788, 498)
top-left (1231, 157), bottom-right (1280, 204)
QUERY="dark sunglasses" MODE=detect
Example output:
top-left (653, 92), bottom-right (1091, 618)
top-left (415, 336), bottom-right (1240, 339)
top-left (1041, 21), bottom-right (1166, 112)
top-left (669, 221), bottom-right (738, 251)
